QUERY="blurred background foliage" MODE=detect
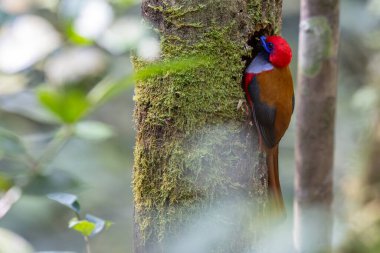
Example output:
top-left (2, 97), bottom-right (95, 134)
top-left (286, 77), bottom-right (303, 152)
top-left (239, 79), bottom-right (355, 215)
top-left (0, 0), bottom-right (152, 252)
top-left (0, 0), bottom-right (379, 252)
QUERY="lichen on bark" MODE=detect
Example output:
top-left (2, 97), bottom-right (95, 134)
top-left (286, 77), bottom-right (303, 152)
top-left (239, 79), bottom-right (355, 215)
top-left (133, 0), bottom-right (283, 252)
top-left (299, 16), bottom-right (333, 77)
top-left (294, 0), bottom-right (340, 252)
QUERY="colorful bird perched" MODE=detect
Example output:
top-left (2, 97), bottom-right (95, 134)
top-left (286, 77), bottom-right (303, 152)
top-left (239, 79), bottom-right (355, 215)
top-left (243, 35), bottom-right (294, 215)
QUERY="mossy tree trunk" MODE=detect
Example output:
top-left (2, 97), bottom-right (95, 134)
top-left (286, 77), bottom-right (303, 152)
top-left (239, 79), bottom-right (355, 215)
top-left (133, 1), bottom-right (283, 252)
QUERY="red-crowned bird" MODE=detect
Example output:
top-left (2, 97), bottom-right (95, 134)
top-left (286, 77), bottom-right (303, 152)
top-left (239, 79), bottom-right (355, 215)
top-left (243, 35), bottom-right (294, 215)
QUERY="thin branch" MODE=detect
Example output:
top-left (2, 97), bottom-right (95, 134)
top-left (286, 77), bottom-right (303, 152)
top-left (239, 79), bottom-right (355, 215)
top-left (0, 187), bottom-right (22, 219)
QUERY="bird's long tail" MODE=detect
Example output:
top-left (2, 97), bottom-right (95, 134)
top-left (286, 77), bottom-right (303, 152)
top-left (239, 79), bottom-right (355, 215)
top-left (266, 145), bottom-right (286, 216)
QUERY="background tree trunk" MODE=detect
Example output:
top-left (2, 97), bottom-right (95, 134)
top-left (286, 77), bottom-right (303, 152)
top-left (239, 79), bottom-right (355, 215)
top-left (337, 40), bottom-right (380, 253)
top-left (133, 1), bottom-right (283, 252)
top-left (294, 0), bottom-right (340, 252)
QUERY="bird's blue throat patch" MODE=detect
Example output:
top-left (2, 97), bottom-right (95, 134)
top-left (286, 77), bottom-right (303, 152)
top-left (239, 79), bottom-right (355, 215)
top-left (260, 36), bottom-right (273, 54)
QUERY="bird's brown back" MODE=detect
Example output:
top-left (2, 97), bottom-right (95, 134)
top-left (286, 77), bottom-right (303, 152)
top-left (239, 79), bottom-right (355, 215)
top-left (256, 67), bottom-right (294, 143)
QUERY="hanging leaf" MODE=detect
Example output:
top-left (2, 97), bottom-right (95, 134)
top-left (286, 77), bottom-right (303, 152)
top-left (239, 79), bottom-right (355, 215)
top-left (85, 214), bottom-right (113, 237)
top-left (68, 218), bottom-right (96, 237)
top-left (47, 193), bottom-right (80, 213)
top-left (87, 76), bottom-right (134, 106)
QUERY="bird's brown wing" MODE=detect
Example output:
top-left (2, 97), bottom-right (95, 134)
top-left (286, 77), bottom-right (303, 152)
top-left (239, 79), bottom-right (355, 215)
top-left (248, 76), bottom-right (277, 148)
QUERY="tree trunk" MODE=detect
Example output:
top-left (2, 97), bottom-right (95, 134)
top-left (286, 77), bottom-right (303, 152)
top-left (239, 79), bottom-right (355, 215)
top-left (362, 52), bottom-right (380, 202)
top-left (133, 1), bottom-right (283, 252)
top-left (294, 0), bottom-right (340, 252)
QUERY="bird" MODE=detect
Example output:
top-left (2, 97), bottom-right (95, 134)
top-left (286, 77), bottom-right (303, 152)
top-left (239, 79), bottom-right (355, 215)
top-left (243, 35), bottom-right (294, 215)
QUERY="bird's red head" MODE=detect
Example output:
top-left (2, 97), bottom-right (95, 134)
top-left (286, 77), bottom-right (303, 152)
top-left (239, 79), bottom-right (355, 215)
top-left (260, 35), bottom-right (292, 68)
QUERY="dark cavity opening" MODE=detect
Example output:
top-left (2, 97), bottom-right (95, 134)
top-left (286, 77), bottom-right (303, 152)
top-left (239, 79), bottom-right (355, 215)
top-left (241, 29), bottom-right (272, 87)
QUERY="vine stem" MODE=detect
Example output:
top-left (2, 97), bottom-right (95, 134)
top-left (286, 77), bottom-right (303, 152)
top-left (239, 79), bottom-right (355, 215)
top-left (84, 236), bottom-right (92, 253)
top-left (35, 125), bottom-right (74, 171)
top-left (74, 212), bottom-right (92, 253)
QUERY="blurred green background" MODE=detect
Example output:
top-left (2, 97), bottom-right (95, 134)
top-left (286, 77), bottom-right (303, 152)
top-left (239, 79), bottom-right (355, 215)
top-left (0, 0), bottom-right (380, 252)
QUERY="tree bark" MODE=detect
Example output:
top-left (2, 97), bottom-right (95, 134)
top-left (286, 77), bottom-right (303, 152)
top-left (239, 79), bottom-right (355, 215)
top-left (133, 1), bottom-right (283, 252)
top-left (294, 0), bottom-right (340, 252)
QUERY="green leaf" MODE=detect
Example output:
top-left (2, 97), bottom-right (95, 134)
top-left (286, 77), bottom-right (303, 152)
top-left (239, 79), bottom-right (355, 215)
top-left (47, 193), bottom-right (80, 213)
top-left (69, 218), bottom-right (96, 237)
top-left (85, 214), bottom-right (113, 237)
top-left (37, 89), bottom-right (91, 124)
top-left (66, 24), bottom-right (93, 46)
top-left (109, 0), bottom-right (139, 8)
top-left (0, 128), bottom-right (26, 156)
top-left (0, 91), bottom-right (59, 124)
top-left (75, 121), bottom-right (114, 141)
top-left (87, 76), bottom-right (134, 105)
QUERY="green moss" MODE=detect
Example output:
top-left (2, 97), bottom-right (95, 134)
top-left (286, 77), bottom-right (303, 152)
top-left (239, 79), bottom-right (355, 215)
top-left (147, 1), bottom-right (206, 29)
top-left (133, 26), bottom-right (248, 242)
top-left (133, 0), bottom-right (283, 250)
top-left (248, 0), bottom-right (282, 34)
top-left (248, 0), bottom-right (263, 21)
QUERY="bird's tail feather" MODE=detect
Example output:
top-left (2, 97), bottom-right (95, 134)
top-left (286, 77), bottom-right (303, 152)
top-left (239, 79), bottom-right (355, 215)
top-left (266, 145), bottom-right (286, 217)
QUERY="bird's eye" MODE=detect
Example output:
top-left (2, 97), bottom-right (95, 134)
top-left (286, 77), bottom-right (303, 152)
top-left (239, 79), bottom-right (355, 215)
top-left (268, 42), bottom-right (273, 49)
